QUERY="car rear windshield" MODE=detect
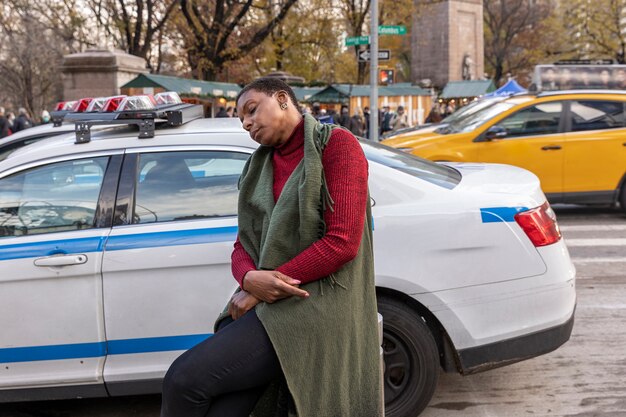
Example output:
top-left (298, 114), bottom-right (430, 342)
top-left (361, 141), bottom-right (461, 189)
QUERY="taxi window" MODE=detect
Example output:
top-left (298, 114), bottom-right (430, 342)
top-left (133, 151), bottom-right (248, 224)
top-left (570, 100), bottom-right (626, 132)
top-left (361, 141), bottom-right (461, 189)
top-left (446, 101), bottom-right (517, 134)
top-left (0, 157), bottom-right (108, 237)
top-left (497, 102), bottom-right (562, 138)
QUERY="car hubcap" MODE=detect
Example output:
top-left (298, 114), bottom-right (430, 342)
top-left (383, 329), bottom-right (412, 405)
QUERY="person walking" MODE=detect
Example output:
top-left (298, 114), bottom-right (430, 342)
top-left (160, 77), bottom-right (382, 417)
top-left (336, 104), bottom-right (350, 128)
top-left (11, 108), bottom-right (33, 133)
top-left (380, 105), bottom-right (393, 135)
top-left (363, 106), bottom-right (371, 138)
top-left (390, 105), bottom-right (409, 132)
top-left (348, 108), bottom-right (365, 137)
top-left (0, 107), bottom-right (10, 138)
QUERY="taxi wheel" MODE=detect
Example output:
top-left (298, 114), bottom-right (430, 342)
top-left (378, 295), bottom-right (439, 417)
top-left (620, 183), bottom-right (626, 214)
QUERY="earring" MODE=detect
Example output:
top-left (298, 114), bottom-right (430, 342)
top-left (280, 102), bottom-right (288, 110)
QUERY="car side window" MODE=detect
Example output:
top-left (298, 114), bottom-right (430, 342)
top-left (133, 151), bottom-right (248, 224)
top-left (0, 157), bottom-right (109, 238)
top-left (498, 102), bottom-right (562, 138)
top-left (570, 100), bottom-right (626, 132)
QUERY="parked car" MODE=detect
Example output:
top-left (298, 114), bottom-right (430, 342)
top-left (382, 90), bottom-right (626, 212)
top-left (0, 97), bottom-right (576, 417)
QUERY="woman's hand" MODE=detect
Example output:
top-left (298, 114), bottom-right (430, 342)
top-left (243, 270), bottom-right (309, 303)
top-left (228, 291), bottom-right (261, 320)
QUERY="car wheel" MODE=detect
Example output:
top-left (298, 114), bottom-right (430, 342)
top-left (620, 182), bottom-right (626, 214)
top-left (378, 295), bottom-right (440, 417)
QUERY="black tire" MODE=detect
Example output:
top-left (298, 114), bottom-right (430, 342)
top-left (620, 182), bottom-right (626, 214)
top-left (378, 295), bottom-right (440, 417)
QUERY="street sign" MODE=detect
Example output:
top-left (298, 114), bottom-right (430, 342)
top-left (345, 36), bottom-right (370, 46)
top-left (358, 49), bottom-right (390, 62)
top-left (379, 25), bottom-right (407, 35)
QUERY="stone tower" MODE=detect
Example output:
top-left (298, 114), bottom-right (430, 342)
top-left (61, 49), bottom-right (148, 100)
top-left (411, 0), bottom-right (484, 88)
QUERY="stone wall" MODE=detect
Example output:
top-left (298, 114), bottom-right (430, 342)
top-left (61, 49), bottom-right (148, 100)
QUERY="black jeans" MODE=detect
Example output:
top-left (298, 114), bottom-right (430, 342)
top-left (160, 309), bottom-right (282, 417)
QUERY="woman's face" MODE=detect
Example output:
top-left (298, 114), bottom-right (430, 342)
top-left (237, 89), bottom-right (292, 147)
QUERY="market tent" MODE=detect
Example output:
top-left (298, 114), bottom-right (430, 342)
top-left (121, 73), bottom-right (241, 99)
top-left (440, 80), bottom-right (496, 99)
top-left (483, 79), bottom-right (527, 97)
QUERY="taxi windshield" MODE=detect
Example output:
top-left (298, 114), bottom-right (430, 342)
top-left (445, 101), bottom-right (517, 134)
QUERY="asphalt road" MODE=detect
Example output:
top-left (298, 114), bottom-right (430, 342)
top-left (0, 205), bottom-right (624, 417)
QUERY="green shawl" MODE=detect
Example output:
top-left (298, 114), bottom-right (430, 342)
top-left (232, 114), bottom-right (382, 417)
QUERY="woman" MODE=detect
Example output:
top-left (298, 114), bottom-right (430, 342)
top-left (161, 78), bottom-right (382, 417)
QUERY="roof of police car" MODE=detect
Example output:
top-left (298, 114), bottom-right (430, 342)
top-left (1, 117), bottom-right (258, 169)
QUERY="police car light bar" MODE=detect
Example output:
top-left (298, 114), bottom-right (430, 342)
top-left (64, 102), bottom-right (204, 144)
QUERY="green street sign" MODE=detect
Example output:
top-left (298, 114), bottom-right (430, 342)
top-left (379, 25), bottom-right (407, 35)
top-left (345, 36), bottom-right (370, 46)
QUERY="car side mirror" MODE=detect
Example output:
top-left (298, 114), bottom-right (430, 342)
top-left (485, 125), bottom-right (508, 141)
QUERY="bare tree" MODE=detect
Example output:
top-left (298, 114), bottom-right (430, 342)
top-left (340, 0), bottom-right (371, 84)
top-left (89, 0), bottom-right (179, 69)
top-left (32, 0), bottom-right (95, 53)
top-left (177, 0), bottom-right (297, 81)
top-left (484, 0), bottom-right (552, 85)
top-left (0, 1), bottom-right (66, 118)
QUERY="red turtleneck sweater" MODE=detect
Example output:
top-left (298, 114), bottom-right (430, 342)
top-left (231, 119), bottom-right (369, 287)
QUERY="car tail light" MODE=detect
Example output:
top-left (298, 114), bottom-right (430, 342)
top-left (74, 98), bottom-right (93, 112)
top-left (514, 201), bottom-right (562, 247)
top-left (155, 91), bottom-right (182, 106)
top-left (101, 95), bottom-right (127, 112)
top-left (116, 95), bottom-right (156, 112)
top-left (55, 101), bottom-right (65, 111)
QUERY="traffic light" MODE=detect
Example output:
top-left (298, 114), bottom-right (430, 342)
top-left (379, 69), bottom-right (395, 85)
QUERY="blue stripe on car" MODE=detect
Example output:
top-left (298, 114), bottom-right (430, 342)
top-left (480, 206), bottom-right (528, 223)
top-left (0, 236), bottom-right (107, 262)
top-left (0, 334), bottom-right (213, 363)
top-left (105, 226), bottom-right (238, 251)
top-left (107, 334), bottom-right (212, 355)
top-left (0, 342), bottom-right (107, 363)
top-left (0, 227), bottom-right (238, 261)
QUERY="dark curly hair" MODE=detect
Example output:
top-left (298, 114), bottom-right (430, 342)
top-left (236, 78), bottom-right (302, 113)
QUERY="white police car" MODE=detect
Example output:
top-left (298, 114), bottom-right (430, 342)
top-left (0, 94), bottom-right (576, 417)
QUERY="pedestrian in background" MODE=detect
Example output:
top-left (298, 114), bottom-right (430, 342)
top-left (390, 105), bottom-right (408, 132)
top-left (363, 106), bottom-right (370, 138)
top-left (215, 106), bottom-right (228, 117)
top-left (348, 108), bottom-right (364, 137)
top-left (337, 104), bottom-right (350, 128)
top-left (226, 106), bottom-right (235, 117)
top-left (0, 107), bottom-right (10, 138)
top-left (380, 105), bottom-right (393, 135)
top-left (11, 108), bottom-right (33, 133)
top-left (425, 106), bottom-right (442, 124)
top-left (40, 110), bottom-right (51, 125)
top-left (160, 77), bottom-right (381, 417)
top-left (6, 112), bottom-right (15, 133)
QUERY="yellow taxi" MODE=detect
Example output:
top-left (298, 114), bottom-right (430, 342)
top-left (382, 90), bottom-right (626, 210)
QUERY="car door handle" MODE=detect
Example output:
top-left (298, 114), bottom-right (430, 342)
top-left (34, 254), bottom-right (88, 267)
top-left (541, 145), bottom-right (562, 151)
